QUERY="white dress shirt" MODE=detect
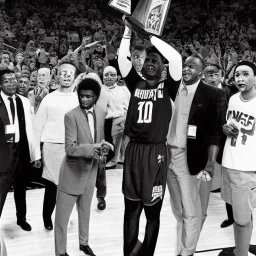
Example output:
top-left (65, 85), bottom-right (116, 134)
top-left (1, 91), bottom-right (19, 142)
top-left (86, 107), bottom-right (95, 143)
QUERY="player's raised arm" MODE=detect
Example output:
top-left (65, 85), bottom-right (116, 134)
top-left (150, 36), bottom-right (182, 81)
top-left (118, 25), bottom-right (133, 78)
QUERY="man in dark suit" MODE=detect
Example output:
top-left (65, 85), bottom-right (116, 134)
top-left (166, 54), bottom-right (227, 256)
top-left (0, 69), bottom-right (41, 231)
top-left (204, 63), bottom-right (237, 229)
top-left (54, 78), bottom-right (113, 256)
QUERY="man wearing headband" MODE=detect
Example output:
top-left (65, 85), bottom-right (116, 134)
top-left (221, 60), bottom-right (256, 256)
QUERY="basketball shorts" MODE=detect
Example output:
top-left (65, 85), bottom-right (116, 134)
top-left (122, 141), bottom-right (168, 206)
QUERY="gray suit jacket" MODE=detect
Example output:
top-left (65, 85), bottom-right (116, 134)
top-left (58, 105), bottom-right (106, 195)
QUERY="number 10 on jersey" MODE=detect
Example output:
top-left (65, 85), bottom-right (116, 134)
top-left (137, 101), bottom-right (153, 123)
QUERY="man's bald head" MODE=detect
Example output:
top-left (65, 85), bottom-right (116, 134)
top-left (183, 55), bottom-right (204, 85)
top-left (103, 66), bottom-right (117, 76)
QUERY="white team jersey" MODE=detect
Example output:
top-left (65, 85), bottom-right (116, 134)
top-left (222, 93), bottom-right (256, 171)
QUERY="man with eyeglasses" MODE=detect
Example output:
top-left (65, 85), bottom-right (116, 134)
top-left (0, 69), bottom-right (41, 231)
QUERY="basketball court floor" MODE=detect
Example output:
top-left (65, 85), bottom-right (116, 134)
top-left (1, 167), bottom-right (256, 256)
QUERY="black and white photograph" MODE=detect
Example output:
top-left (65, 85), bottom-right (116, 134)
top-left (1, 0), bottom-right (256, 256)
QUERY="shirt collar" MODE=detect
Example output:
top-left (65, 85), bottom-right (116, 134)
top-left (86, 107), bottom-right (94, 113)
top-left (105, 83), bottom-right (117, 89)
top-left (1, 91), bottom-right (16, 100)
top-left (180, 79), bottom-right (200, 94)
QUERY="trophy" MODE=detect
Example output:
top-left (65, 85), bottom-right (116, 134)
top-left (108, 0), bottom-right (172, 36)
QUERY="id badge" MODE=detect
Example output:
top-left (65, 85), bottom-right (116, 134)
top-left (188, 125), bottom-right (197, 139)
top-left (5, 125), bottom-right (16, 134)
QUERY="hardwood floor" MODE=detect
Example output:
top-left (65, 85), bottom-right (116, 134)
top-left (1, 168), bottom-right (256, 256)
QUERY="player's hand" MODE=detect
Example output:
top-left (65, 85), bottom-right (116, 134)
top-left (223, 123), bottom-right (238, 137)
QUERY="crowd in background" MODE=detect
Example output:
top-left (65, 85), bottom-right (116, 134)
top-left (1, 1), bottom-right (256, 256)
top-left (0, 0), bottom-right (256, 86)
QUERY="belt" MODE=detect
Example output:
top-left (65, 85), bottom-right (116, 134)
top-left (130, 138), bottom-right (165, 144)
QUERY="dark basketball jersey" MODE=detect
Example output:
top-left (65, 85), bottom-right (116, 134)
top-left (124, 71), bottom-right (180, 143)
top-left (124, 65), bottom-right (144, 94)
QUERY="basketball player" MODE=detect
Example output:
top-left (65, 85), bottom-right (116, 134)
top-left (120, 28), bottom-right (182, 255)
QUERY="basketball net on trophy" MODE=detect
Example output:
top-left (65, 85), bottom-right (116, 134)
top-left (108, 0), bottom-right (172, 36)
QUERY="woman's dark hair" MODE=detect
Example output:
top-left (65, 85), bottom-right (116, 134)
top-left (77, 78), bottom-right (101, 98)
top-left (0, 69), bottom-right (15, 84)
top-left (234, 60), bottom-right (256, 76)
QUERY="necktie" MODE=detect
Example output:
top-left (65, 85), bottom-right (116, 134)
top-left (8, 97), bottom-right (15, 142)
top-left (87, 110), bottom-right (94, 142)
top-left (8, 97), bottom-right (15, 124)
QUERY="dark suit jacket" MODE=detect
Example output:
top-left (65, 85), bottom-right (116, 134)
top-left (169, 81), bottom-right (227, 175)
top-left (58, 105), bottom-right (107, 195)
top-left (0, 94), bottom-right (38, 171)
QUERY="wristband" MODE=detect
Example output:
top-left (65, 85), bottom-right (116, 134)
top-left (124, 26), bottom-right (132, 38)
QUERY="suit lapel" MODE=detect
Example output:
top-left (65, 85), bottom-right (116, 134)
top-left (188, 81), bottom-right (207, 123)
top-left (77, 107), bottom-right (93, 143)
top-left (0, 95), bottom-right (10, 125)
top-left (0, 95), bottom-right (12, 143)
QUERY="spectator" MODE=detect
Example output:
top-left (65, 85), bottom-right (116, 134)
top-left (102, 66), bottom-right (130, 168)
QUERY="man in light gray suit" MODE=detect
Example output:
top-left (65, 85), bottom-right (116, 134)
top-left (54, 78), bottom-right (113, 256)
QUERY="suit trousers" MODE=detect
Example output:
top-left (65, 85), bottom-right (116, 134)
top-left (0, 144), bottom-right (19, 217)
top-left (95, 162), bottom-right (106, 199)
top-left (43, 179), bottom-right (57, 223)
top-left (54, 166), bottom-right (97, 256)
top-left (13, 155), bottom-right (30, 221)
top-left (167, 147), bottom-right (212, 256)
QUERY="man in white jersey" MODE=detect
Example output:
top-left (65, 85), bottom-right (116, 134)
top-left (221, 60), bottom-right (256, 256)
